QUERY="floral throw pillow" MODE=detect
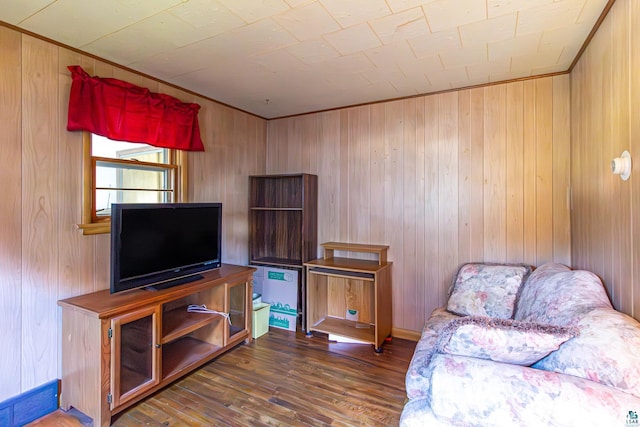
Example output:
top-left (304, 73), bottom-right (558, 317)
top-left (436, 316), bottom-right (578, 366)
top-left (447, 263), bottom-right (532, 319)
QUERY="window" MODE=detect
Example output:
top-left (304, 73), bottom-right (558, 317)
top-left (78, 133), bottom-right (187, 235)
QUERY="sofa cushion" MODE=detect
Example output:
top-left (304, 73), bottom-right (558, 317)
top-left (425, 353), bottom-right (640, 427)
top-left (436, 316), bottom-right (578, 366)
top-left (514, 263), bottom-right (613, 326)
top-left (534, 307), bottom-right (640, 398)
top-left (447, 263), bottom-right (532, 319)
top-left (405, 308), bottom-right (461, 400)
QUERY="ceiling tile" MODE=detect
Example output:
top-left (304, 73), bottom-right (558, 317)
top-left (19, 0), bottom-right (184, 46)
top-left (286, 39), bottom-right (341, 64)
top-left (0, 0), bottom-right (55, 23)
top-left (466, 58), bottom-right (510, 80)
top-left (364, 41), bottom-right (416, 68)
top-left (397, 55), bottom-right (444, 80)
top-left (226, 18), bottom-right (298, 56)
top-left (439, 45), bottom-right (487, 68)
top-left (369, 7), bottom-right (430, 45)
top-left (407, 28), bottom-right (460, 58)
top-left (323, 24), bottom-right (382, 56)
top-left (273, 1), bottom-right (340, 41)
top-left (510, 49), bottom-right (562, 75)
top-left (216, 0), bottom-right (290, 23)
top-left (168, 0), bottom-right (244, 33)
top-left (82, 13), bottom-right (195, 66)
top-left (320, 0), bottom-right (391, 28)
top-left (252, 49), bottom-right (305, 72)
top-left (516, 0), bottom-right (585, 36)
top-left (577, 0), bottom-right (606, 24)
top-left (284, 0), bottom-right (315, 7)
top-left (386, 0), bottom-right (434, 14)
top-left (487, 0), bottom-right (553, 19)
top-left (459, 12), bottom-right (516, 46)
top-left (425, 66), bottom-right (468, 87)
top-left (361, 66), bottom-right (405, 84)
top-left (423, 0), bottom-right (486, 32)
top-left (450, 75), bottom-right (490, 89)
top-left (540, 23), bottom-right (592, 50)
top-left (488, 32), bottom-right (541, 62)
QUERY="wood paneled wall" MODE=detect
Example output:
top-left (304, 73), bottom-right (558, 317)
top-left (0, 26), bottom-right (266, 402)
top-left (571, 0), bottom-right (640, 319)
top-left (266, 76), bottom-right (572, 334)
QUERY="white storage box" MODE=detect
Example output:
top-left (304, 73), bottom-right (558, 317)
top-left (252, 266), bottom-right (298, 331)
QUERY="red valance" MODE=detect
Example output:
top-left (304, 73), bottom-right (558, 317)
top-left (66, 65), bottom-right (204, 151)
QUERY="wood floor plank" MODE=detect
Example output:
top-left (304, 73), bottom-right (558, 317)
top-left (108, 329), bottom-right (415, 426)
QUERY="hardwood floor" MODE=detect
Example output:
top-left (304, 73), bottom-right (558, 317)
top-left (45, 329), bottom-right (415, 426)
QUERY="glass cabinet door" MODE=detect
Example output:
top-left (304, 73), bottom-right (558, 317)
top-left (228, 281), bottom-right (248, 341)
top-left (110, 305), bottom-right (160, 409)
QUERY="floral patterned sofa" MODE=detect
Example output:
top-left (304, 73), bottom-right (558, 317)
top-left (401, 262), bottom-right (640, 426)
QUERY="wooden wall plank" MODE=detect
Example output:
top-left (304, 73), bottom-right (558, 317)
top-left (384, 101), bottom-right (404, 328)
top-left (630, 0), bottom-right (640, 318)
top-left (505, 82), bottom-right (524, 263)
top-left (402, 99), bottom-right (418, 328)
top-left (522, 80), bottom-right (537, 265)
top-left (423, 95), bottom-right (440, 318)
top-left (57, 48), bottom-right (96, 300)
top-left (535, 78), bottom-right (554, 265)
top-left (552, 75), bottom-right (572, 267)
top-left (317, 111), bottom-right (341, 249)
top-left (457, 90), bottom-right (471, 265)
top-left (348, 106), bottom-right (371, 246)
top-left (610, 2), bottom-right (631, 314)
top-left (469, 88), bottom-right (485, 261)
top-left (438, 92), bottom-right (459, 303)
top-left (571, 0), bottom-right (640, 320)
top-left (0, 25), bottom-right (23, 402)
top-left (21, 35), bottom-right (59, 391)
top-left (483, 85), bottom-right (507, 261)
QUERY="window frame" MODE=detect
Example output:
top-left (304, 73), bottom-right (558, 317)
top-left (78, 132), bottom-right (188, 235)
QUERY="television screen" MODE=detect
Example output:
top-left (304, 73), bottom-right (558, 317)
top-left (110, 203), bottom-right (222, 293)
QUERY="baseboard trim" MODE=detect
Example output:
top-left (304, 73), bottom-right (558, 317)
top-left (0, 380), bottom-right (60, 426)
top-left (392, 327), bottom-right (421, 342)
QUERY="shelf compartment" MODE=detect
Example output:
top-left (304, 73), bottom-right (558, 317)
top-left (249, 175), bottom-right (305, 209)
top-left (249, 210), bottom-right (303, 263)
top-left (162, 305), bottom-right (225, 344)
top-left (310, 317), bottom-right (375, 344)
top-left (162, 336), bottom-right (223, 381)
top-left (308, 267), bottom-right (374, 281)
top-left (250, 257), bottom-right (303, 268)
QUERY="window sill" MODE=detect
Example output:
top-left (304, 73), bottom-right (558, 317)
top-left (78, 222), bottom-right (110, 235)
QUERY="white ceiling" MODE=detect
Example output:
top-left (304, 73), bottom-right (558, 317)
top-left (1, 0), bottom-right (609, 119)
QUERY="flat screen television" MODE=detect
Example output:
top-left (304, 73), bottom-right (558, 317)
top-left (110, 202), bottom-right (222, 294)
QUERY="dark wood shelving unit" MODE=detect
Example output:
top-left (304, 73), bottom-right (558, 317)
top-left (249, 174), bottom-right (318, 329)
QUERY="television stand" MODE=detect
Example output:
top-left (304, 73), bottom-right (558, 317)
top-left (145, 273), bottom-right (204, 291)
top-left (58, 264), bottom-right (255, 427)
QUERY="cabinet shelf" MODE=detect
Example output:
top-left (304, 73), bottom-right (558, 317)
top-left (162, 336), bottom-right (223, 381)
top-left (250, 257), bottom-right (303, 268)
top-left (310, 317), bottom-right (375, 344)
top-left (162, 305), bottom-right (225, 344)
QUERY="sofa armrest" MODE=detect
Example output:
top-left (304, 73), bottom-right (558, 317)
top-left (428, 353), bottom-right (640, 426)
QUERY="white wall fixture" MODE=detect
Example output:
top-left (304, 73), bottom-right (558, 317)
top-left (611, 150), bottom-right (632, 181)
